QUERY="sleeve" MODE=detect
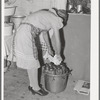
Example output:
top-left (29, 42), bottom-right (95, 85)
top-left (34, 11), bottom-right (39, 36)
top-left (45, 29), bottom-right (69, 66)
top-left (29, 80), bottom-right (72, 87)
top-left (51, 16), bottom-right (63, 29)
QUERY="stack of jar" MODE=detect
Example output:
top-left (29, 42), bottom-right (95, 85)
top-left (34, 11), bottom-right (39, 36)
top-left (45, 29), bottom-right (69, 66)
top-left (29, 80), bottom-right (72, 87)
top-left (67, 0), bottom-right (91, 14)
top-left (43, 62), bottom-right (70, 75)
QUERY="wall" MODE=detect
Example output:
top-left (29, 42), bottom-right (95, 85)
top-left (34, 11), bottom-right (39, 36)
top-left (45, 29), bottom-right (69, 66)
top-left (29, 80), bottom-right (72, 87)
top-left (63, 14), bottom-right (90, 81)
top-left (9, 0), bottom-right (67, 15)
top-left (10, 0), bottom-right (52, 15)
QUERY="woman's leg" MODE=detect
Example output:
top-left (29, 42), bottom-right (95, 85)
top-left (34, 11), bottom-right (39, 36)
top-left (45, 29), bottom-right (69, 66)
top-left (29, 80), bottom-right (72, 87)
top-left (27, 68), bottom-right (40, 91)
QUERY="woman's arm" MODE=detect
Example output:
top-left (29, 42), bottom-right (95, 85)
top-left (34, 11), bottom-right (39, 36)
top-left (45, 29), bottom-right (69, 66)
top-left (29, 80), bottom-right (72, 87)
top-left (50, 27), bottom-right (62, 62)
top-left (42, 31), bottom-right (54, 56)
top-left (42, 28), bottom-right (61, 56)
top-left (51, 28), bottom-right (61, 55)
top-left (42, 28), bottom-right (62, 63)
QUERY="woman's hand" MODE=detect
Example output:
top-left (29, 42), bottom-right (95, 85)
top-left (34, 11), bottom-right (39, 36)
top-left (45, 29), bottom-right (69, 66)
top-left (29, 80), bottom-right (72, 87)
top-left (54, 55), bottom-right (62, 62)
top-left (53, 54), bottom-right (62, 65)
top-left (48, 47), bottom-right (54, 57)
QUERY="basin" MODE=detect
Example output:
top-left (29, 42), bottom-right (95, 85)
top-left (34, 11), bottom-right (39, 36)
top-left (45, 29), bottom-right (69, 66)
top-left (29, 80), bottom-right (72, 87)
top-left (4, 6), bottom-right (17, 16)
top-left (11, 15), bottom-right (26, 30)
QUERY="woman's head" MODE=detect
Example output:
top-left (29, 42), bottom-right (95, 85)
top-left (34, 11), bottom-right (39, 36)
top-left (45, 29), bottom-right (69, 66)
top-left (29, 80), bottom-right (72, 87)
top-left (52, 8), bottom-right (68, 26)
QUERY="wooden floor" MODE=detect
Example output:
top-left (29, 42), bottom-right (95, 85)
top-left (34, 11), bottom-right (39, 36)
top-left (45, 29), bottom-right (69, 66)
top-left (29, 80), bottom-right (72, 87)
top-left (4, 64), bottom-right (90, 100)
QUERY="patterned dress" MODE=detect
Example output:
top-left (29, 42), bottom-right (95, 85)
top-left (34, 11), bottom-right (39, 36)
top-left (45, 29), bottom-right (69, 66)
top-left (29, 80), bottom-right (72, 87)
top-left (13, 10), bottom-right (63, 69)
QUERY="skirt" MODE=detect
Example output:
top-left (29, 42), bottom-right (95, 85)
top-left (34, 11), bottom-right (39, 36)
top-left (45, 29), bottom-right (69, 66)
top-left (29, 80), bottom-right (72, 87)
top-left (13, 23), bottom-right (42, 69)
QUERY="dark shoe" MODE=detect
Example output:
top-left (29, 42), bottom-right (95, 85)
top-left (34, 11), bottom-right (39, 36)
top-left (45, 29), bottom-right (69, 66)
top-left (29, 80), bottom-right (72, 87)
top-left (28, 86), bottom-right (48, 96)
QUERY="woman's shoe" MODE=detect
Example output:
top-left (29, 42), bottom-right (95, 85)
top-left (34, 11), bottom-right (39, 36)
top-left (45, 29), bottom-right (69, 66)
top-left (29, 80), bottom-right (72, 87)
top-left (28, 86), bottom-right (48, 96)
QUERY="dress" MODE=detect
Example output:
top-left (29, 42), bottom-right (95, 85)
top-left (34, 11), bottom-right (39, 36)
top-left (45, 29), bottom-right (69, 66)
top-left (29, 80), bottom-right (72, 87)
top-left (13, 10), bottom-right (63, 69)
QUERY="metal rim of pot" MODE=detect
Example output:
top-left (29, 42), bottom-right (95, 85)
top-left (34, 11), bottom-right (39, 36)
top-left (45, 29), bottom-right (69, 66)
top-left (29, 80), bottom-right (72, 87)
top-left (11, 15), bottom-right (26, 18)
top-left (44, 72), bottom-right (69, 77)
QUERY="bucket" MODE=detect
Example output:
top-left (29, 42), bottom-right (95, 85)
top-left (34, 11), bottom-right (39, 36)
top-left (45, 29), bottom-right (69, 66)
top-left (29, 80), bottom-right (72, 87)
top-left (44, 72), bottom-right (69, 93)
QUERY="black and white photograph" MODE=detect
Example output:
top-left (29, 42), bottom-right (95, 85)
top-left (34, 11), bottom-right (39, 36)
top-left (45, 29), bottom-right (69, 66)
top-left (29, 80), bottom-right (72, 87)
top-left (2, 0), bottom-right (99, 100)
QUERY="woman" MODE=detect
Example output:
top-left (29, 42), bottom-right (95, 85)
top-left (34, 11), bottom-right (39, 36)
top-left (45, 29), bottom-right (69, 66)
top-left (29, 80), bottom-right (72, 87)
top-left (11, 8), bottom-right (67, 96)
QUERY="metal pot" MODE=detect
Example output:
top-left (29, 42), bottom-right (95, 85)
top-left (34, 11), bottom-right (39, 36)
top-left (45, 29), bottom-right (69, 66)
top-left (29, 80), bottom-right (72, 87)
top-left (44, 72), bottom-right (69, 93)
top-left (11, 15), bottom-right (26, 30)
